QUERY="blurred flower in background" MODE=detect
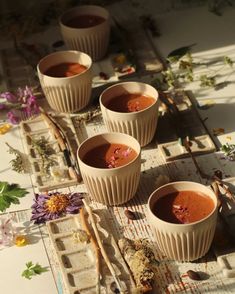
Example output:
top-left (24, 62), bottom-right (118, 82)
top-left (0, 86), bottom-right (40, 124)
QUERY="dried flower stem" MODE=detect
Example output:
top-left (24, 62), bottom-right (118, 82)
top-left (6, 142), bottom-right (25, 173)
top-left (82, 199), bottom-right (125, 293)
top-left (184, 139), bottom-right (208, 179)
top-left (216, 182), bottom-right (235, 202)
top-left (153, 51), bottom-right (234, 91)
top-left (184, 138), bottom-right (235, 202)
top-left (210, 181), bottom-right (222, 208)
top-left (39, 108), bottom-right (80, 182)
top-left (30, 136), bottom-right (56, 174)
top-left (79, 207), bottom-right (101, 293)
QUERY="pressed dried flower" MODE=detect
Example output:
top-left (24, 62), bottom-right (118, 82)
top-left (6, 142), bottom-right (25, 173)
top-left (0, 214), bottom-right (16, 247)
top-left (49, 166), bottom-right (65, 180)
top-left (72, 230), bottom-right (89, 244)
top-left (31, 192), bottom-right (84, 224)
top-left (0, 124), bottom-right (11, 135)
top-left (1, 92), bottom-right (17, 103)
top-left (15, 235), bottom-right (27, 247)
top-left (30, 136), bottom-right (56, 174)
top-left (0, 86), bottom-right (40, 124)
top-left (7, 110), bottom-right (21, 125)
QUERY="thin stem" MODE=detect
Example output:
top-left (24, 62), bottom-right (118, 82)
top-left (82, 199), bottom-right (125, 293)
top-left (80, 207), bottom-right (101, 293)
top-left (184, 138), bottom-right (235, 202)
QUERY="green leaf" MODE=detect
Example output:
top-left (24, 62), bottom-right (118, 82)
top-left (3, 194), bottom-right (20, 204)
top-left (5, 184), bottom-right (28, 197)
top-left (22, 261), bottom-right (48, 280)
top-left (0, 181), bottom-right (28, 212)
top-left (199, 74), bottom-right (216, 87)
top-left (33, 264), bottom-right (48, 274)
top-left (0, 197), bottom-right (10, 211)
top-left (26, 261), bottom-right (33, 268)
top-left (224, 56), bottom-right (233, 67)
top-left (22, 269), bottom-right (33, 280)
top-left (0, 182), bottom-right (8, 193)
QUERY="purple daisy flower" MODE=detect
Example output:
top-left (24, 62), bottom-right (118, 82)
top-left (31, 192), bottom-right (84, 224)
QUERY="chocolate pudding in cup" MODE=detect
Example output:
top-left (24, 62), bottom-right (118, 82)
top-left (77, 132), bottom-right (141, 205)
top-left (100, 81), bottom-right (160, 147)
top-left (60, 5), bottom-right (110, 61)
top-left (147, 181), bottom-right (218, 261)
top-left (37, 50), bottom-right (92, 113)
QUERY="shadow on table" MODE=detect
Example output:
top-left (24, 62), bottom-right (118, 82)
top-left (189, 92), bottom-right (235, 148)
top-left (123, 159), bottom-right (188, 208)
top-left (17, 220), bottom-right (47, 245)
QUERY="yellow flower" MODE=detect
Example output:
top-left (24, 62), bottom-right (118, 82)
top-left (15, 235), bottom-right (27, 247)
top-left (45, 194), bottom-right (69, 213)
top-left (0, 124), bottom-right (11, 135)
top-left (114, 54), bottom-right (126, 64)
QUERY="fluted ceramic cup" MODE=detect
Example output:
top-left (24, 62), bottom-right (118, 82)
top-left (100, 82), bottom-right (160, 147)
top-left (77, 132), bottom-right (141, 205)
top-left (147, 181), bottom-right (218, 262)
top-left (60, 5), bottom-right (110, 61)
top-left (37, 50), bottom-right (92, 113)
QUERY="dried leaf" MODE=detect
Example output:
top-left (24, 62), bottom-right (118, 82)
top-left (167, 44), bottom-right (196, 62)
top-left (213, 128), bottom-right (225, 136)
top-left (124, 209), bottom-right (137, 220)
top-left (187, 270), bottom-right (202, 281)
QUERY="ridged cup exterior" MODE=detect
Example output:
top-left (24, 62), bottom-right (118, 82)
top-left (37, 51), bottom-right (92, 113)
top-left (147, 181), bottom-right (218, 261)
top-left (77, 133), bottom-right (141, 205)
top-left (60, 5), bottom-right (110, 61)
top-left (100, 82), bottom-right (160, 147)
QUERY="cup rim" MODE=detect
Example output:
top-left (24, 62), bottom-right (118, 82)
top-left (59, 5), bottom-right (110, 29)
top-left (99, 81), bottom-right (159, 114)
top-left (147, 181), bottom-right (218, 227)
top-left (37, 50), bottom-right (92, 80)
top-left (77, 132), bottom-right (141, 171)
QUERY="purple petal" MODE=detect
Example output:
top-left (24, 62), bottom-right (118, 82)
top-left (7, 111), bottom-right (20, 124)
top-left (0, 103), bottom-right (6, 110)
top-left (23, 86), bottom-right (34, 97)
top-left (66, 206), bottom-right (79, 213)
top-left (1, 92), bottom-right (18, 103)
